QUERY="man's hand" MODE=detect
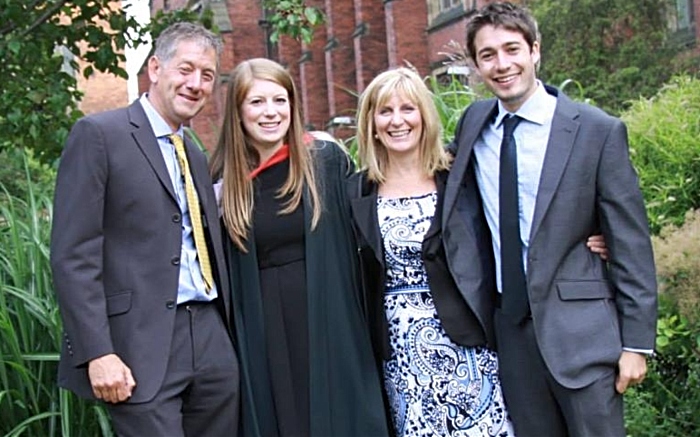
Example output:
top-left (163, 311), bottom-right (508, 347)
top-left (586, 234), bottom-right (609, 260)
top-left (615, 351), bottom-right (647, 394)
top-left (88, 354), bottom-right (136, 403)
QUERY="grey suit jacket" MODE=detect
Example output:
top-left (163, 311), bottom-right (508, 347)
top-left (50, 100), bottom-right (232, 402)
top-left (444, 87), bottom-right (658, 389)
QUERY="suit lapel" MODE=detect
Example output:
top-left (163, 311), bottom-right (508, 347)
top-left (424, 171), bottom-right (447, 241)
top-left (128, 101), bottom-right (178, 202)
top-left (443, 101), bottom-right (496, 229)
top-left (529, 93), bottom-right (580, 241)
top-left (349, 180), bottom-right (384, 266)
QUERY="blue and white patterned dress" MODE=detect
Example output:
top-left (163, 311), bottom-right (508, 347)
top-left (378, 192), bottom-right (514, 437)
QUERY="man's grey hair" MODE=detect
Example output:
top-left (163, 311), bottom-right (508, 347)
top-left (153, 22), bottom-right (223, 70)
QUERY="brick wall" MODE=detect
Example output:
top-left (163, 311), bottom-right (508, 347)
top-left (140, 0), bottom-right (700, 149)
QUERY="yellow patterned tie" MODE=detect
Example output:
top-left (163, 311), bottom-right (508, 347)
top-left (169, 134), bottom-right (214, 293)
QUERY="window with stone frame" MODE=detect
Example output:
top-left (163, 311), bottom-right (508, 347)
top-left (427, 0), bottom-right (464, 25)
top-left (669, 0), bottom-right (696, 47)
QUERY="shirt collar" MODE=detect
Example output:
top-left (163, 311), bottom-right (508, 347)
top-left (494, 81), bottom-right (557, 128)
top-left (139, 94), bottom-right (184, 138)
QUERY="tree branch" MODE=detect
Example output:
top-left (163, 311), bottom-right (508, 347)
top-left (19, 0), bottom-right (71, 38)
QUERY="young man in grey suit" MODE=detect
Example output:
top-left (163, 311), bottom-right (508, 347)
top-left (50, 22), bottom-right (239, 436)
top-left (443, 2), bottom-right (657, 435)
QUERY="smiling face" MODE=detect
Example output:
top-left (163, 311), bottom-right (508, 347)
top-left (473, 24), bottom-right (540, 113)
top-left (373, 90), bottom-right (423, 161)
top-left (147, 40), bottom-right (217, 130)
top-left (240, 79), bottom-right (291, 161)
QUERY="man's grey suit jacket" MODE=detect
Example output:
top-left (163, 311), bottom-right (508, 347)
top-left (50, 100), bottom-right (232, 403)
top-left (443, 87), bottom-right (658, 389)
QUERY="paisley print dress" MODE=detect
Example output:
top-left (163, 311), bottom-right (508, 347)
top-left (378, 192), bottom-right (514, 437)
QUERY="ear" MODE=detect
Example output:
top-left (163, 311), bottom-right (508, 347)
top-left (147, 56), bottom-right (161, 84)
top-left (531, 40), bottom-right (541, 66)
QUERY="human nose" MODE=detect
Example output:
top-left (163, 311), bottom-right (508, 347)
top-left (262, 101), bottom-right (276, 116)
top-left (390, 110), bottom-right (402, 125)
top-left (495, 51), bottom-right (511, 70)
top-left (186, 70), bottom-right (203, 90)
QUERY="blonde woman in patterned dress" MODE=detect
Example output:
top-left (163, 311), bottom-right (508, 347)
top-left (349, 67), bottom-right (515, 437)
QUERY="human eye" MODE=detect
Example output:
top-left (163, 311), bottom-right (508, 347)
top-left (202, 70), bottom-right (215, 82)
top-left (178, 64), bottom-right (194, 74)
top-left (479, 51), bottom-right (494, 62)
top-left (376, 106), bottom-right (391, 116)
top-left (275, 96), bottom-right (288, 104)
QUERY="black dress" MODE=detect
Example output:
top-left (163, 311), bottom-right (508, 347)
top-left (252, 158), bottom-right (310, 436)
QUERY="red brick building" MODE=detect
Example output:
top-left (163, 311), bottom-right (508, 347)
top-left (139, 0), bottom-right (493, 150)
top-left (140, 0), bottom-right (700, 151)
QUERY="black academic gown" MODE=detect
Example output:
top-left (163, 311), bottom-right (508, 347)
top-left (225, 141), bottom-right (390, 437)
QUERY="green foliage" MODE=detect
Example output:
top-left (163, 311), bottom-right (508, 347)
top-left (624, 298), bottom-right (700, 436)
top-left (263, 0), bottom-right (324, 44)
top-left (0, 155), bottom-right (111, 436)
top-left (427, 75), bottom-right (480, 145)
top-left (0, 1), bottom-right (215, 165)
top-left (624, 209), bottom-right (700, 435)
top-left (0, 148), bottom-right (57, 204)
top-left (531, 0), bottom-right (685, 115)
top-left (623, 75), bottom-right (700, 233)
top-left (0, 0), bottom-right (146, 163)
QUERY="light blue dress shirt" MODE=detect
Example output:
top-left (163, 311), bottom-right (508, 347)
top-left (140, 95), bottom-right (217, 303)
top-left (473, 82), bottom-right (556, 294)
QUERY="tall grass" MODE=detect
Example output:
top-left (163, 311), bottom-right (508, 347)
top-left (0, 157), bottom-right (111, 436)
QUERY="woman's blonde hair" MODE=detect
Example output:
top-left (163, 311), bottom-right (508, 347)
top-left (210, 58), bottom-right (321, 251)
top-left (356, 67), bottom-right (450, 183)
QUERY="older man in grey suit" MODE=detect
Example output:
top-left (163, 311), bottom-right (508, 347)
top-left (443, 3), bottom-right (657, 436)
top-left (50, 22), bottom-right (239, 436)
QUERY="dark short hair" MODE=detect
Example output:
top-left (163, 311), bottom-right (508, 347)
top-left (466, 2), bottom-right (539, 66)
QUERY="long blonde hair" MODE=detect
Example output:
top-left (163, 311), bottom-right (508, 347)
top-left (356, 67), bottom-right (450, 183)
top-left (210, 58), bottom-right (321, 251)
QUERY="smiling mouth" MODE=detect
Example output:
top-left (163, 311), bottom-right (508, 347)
top-left (494, 74), bottom-right (518, 84)
top-left (388, 130), bottom-right (410, 138)
top-left (259, 122), bottom-right (280, 128)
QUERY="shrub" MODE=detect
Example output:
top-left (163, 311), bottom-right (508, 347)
top-left (623, 75), bottom-right (700, 234)
top-left (652, 208), bottom-right (700, 318)
top-left (624, 211), bottom-right (700, 435)
top-left (0, 148), bottom-right (56, 203)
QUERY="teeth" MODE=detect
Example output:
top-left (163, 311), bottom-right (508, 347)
top-left (389, 130), bottom-right (410, 137)
top-left (496, 75), bottom-right (516, 83)
top-left (260, 122), bottom-right (278, 127)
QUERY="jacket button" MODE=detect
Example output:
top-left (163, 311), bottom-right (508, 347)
top-left (171, 256), bottom-right (180, 266)
top-left (172, 213), bottom-right (181, 223)
top-left (166, 300), bottom-right (176, 309)
top-left (425, 252), bottom-right (436, 261)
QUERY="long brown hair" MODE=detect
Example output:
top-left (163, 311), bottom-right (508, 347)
top-left (210, 58), bottom-right (321, 251)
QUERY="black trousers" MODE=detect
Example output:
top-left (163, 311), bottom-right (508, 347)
top-left (495, 307), bottom-right (624, 437)
top-left (108, 302), bottom-right (240, 437)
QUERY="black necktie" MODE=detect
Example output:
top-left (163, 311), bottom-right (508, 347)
top-left (499, 115), bottom-right (530, 322)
